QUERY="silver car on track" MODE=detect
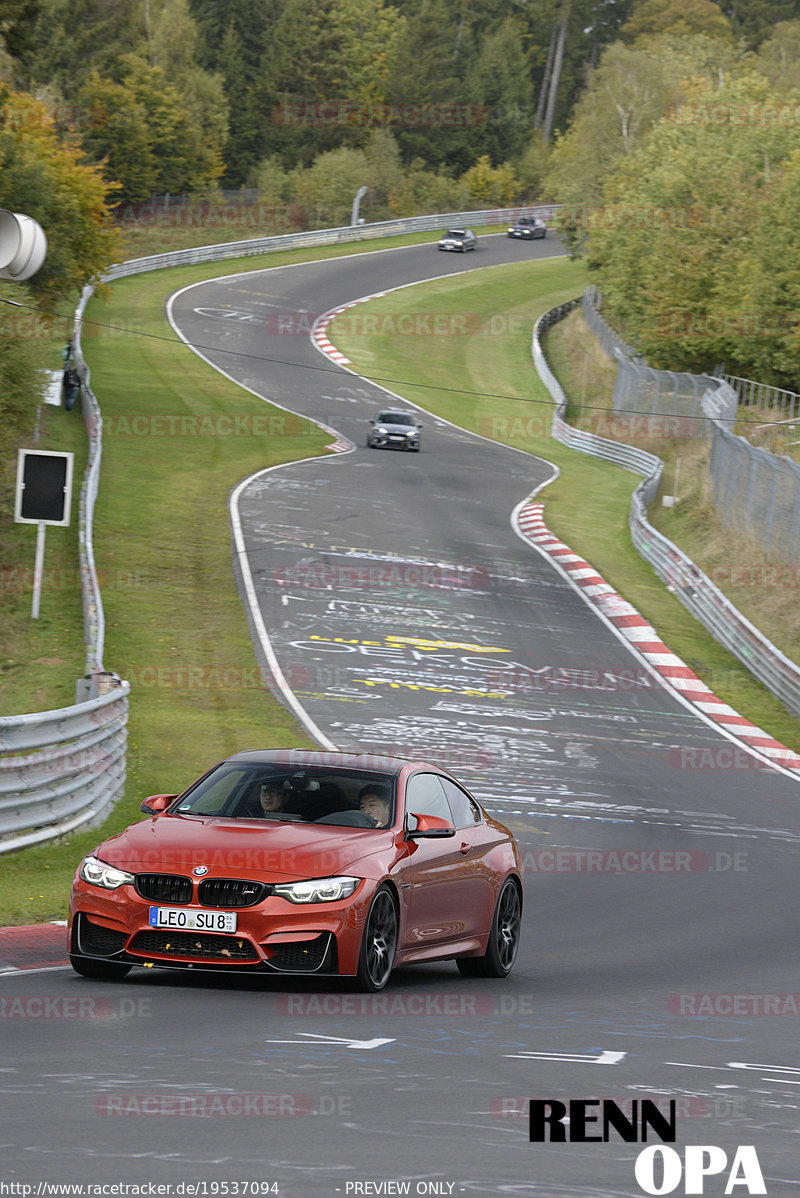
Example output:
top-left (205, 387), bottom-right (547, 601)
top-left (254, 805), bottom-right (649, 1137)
top-left (367, 410), bottom-right (422, 452)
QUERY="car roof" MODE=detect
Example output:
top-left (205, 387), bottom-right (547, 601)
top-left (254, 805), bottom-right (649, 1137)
top-left (223, 748), bottom-right (432, 775)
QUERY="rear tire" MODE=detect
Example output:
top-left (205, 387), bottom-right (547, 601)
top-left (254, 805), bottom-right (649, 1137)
top-left (456, 879), bottom-right (521, 978)
top-left (70, 954), bottom-right (132, 980)
top-left (355, 886), bottom-right (397, 992)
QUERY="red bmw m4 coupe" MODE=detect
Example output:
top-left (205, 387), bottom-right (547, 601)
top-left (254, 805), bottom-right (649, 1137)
top-left (69, 750), bottom-right (523, 991)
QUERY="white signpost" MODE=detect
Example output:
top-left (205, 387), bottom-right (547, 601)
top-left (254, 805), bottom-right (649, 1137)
top-left (14, 449), bottom-right (74, 619)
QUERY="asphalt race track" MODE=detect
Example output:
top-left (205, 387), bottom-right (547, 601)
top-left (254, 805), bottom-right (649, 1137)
top-left (4, 235), bottom-right (800, 1197)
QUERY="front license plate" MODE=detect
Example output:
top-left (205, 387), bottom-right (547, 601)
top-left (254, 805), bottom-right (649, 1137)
top-left (149, 907), bottom-right (237, 933)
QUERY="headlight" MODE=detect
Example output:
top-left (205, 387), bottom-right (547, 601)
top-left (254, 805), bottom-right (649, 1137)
top-left (273, 876), bottom-right (361, 904)
top-left (376, 426), bottom-right (386, 434)
top-left (79, 855), bottom-right (135, 890)
top-left (406, 429), bottom-right (417, 437)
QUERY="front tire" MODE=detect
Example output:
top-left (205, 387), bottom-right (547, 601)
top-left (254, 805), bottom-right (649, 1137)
top-left (355, 886), bottom-right (398, 991)
top-left (70, 954), bottom-right (132, 980)
top-left (457, 879), bottom-right (521, 978)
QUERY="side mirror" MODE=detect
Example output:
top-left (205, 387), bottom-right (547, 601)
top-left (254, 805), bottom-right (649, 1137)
top-left (417, 422), bottom-right (423, 428)
top-left (406, 811), bottom-right (456, 839)
top-left (139, 793), bottom-right (176, 815)
top-left (369, 419), bottom-right (375, 424)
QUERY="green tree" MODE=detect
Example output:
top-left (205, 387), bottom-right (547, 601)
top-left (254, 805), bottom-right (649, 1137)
top-left (720, 0), bottom-right (800, 52)
top-left (737, 149), bottom-right (800, 383)
top-left (189, 0), bottom-right (278, 185)
top-left (289, 145), bottom-right (369, 227)
top-left (587, 74), bottom-right (799, 375)
top-left (79, 72), bottom-right (158, 204)
top-left (328, 0), bottom-right (405, 103)
top-left (80, 54), bottom-right (226, 197)
top-left (755, 20), bottom-right (800, 92)
top-left (463, 18), bottom-right (535, 163)
top-left (12, 0), bottom-right (144, 96)
top-left (620, 0), bottom-right (733, 43)
top-left (546, 42), bottom-right (682, 249)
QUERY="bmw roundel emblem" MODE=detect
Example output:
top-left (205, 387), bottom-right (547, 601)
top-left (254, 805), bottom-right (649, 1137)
top-left (193, 865), bottom-right (209, 876)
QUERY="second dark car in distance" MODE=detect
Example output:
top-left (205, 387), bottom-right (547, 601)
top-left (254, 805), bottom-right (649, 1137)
top-left (507, 215), bottom-right (547, 240)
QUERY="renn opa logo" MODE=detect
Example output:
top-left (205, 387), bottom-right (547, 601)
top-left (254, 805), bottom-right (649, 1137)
top-left (529, 1099), bottom-right (766, 1195)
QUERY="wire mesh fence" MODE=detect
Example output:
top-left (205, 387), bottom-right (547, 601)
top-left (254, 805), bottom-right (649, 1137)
top-left (583, 288), bottom-right (799, 559)
top-left (709, 424), bottom-right (800, 560)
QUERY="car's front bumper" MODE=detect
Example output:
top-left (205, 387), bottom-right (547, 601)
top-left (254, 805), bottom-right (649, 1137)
top-left (369, 434), bottom-right (419, 449)
top-left (69, 880), bottom-right (371, 976)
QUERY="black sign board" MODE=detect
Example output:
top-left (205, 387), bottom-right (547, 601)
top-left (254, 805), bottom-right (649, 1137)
top-left (15, 449), bottom-right (74, 526)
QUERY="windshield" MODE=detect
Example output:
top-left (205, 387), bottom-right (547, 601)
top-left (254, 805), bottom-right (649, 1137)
top-left (445, 230), bottom-right (465, 238)
top-left (378, 413), bottom-right (414, 425)
top-left (171, 765), bottom-right (396, 828)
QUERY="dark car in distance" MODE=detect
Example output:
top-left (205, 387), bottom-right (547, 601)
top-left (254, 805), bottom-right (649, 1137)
top-left (507, 215), bottom-right (547, 240)
top-left (367, 409), bottom-right (422, 452)
top-left (68, 749), bottom-right (523, 992)
top-left (438, 228), bottom-right (477, 252)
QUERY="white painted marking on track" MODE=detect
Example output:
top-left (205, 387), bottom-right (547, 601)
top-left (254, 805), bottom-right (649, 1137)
top-left (504, 1050), bottom-right (626, 1065)
top-left (266, 1032), bottom-right (395, 1050)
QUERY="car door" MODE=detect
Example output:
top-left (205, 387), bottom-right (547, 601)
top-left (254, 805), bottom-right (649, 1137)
top-left (399, 772), bottom-right (484, 949)
top-left (438, 776), bottom-right (498, 928)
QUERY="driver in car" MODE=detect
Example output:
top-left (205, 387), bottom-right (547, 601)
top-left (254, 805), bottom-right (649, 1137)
top-left (358, 786), bottom-right (391, 827)
top-left (256, 780), bottom-right (286, 815)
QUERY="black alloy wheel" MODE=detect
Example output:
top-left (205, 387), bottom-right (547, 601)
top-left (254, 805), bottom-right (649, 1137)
top-left (355, 886), bottom-right (398, 991)
top-left (457, 879), bottom-right (521, 978)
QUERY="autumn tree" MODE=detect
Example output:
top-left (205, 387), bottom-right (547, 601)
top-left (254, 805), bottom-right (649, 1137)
top-left (0, 85), bottom-right (120, 303)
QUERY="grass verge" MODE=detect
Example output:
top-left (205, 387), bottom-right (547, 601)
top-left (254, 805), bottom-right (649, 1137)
top-left (1, 395), bottom-right (89, 715)
top-left (329, 259), bottom-right (800, 755)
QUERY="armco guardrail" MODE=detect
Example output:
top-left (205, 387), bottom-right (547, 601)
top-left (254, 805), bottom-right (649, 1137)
top-left (2, 205), bottom-right (557, 854)
top-left (532, 302), bottom-right (800, 720)
top-left (0, 686), bottom-right (129, 852)
top-left (74, 282), bottom-right (108, 677)
top-left (101, 205), bottom-right (560, 280)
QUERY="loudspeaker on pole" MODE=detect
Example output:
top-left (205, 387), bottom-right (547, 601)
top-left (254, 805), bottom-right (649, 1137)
top-left (0, 209), bottom-right (47, 281)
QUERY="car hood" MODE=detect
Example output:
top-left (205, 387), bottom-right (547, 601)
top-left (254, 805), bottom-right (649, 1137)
top-left (92, 816), bottom-right (396, 881)
top-left (377, 421), bottom-right (415, 433)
